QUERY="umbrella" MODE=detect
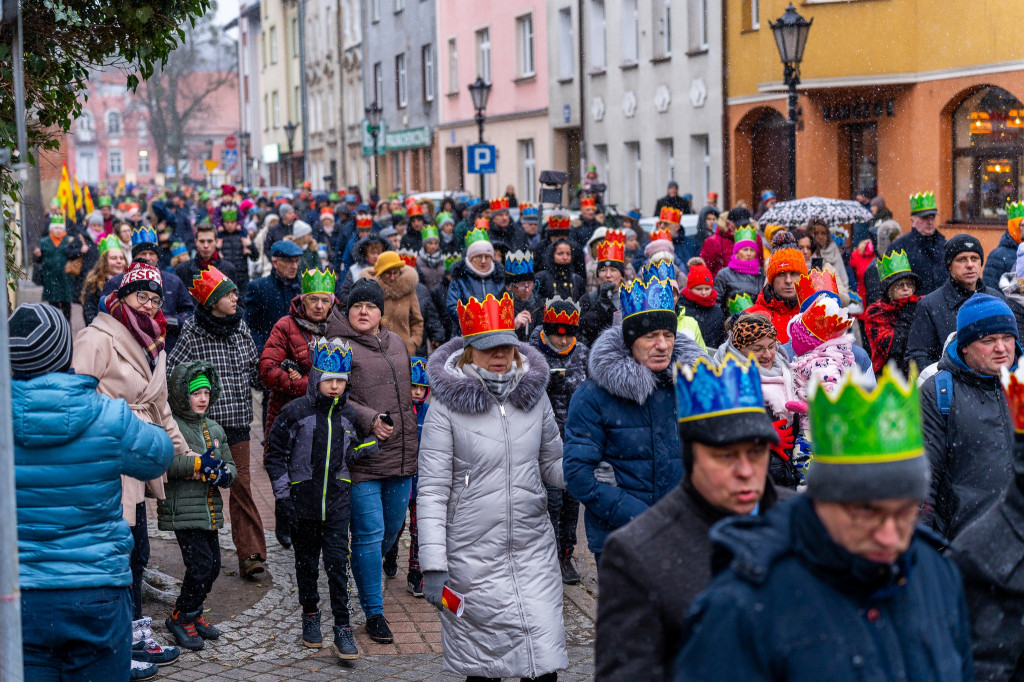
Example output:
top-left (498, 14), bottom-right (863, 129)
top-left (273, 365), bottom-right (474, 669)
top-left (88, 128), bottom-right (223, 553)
top-left (757, 197), bottom-right (872, 229)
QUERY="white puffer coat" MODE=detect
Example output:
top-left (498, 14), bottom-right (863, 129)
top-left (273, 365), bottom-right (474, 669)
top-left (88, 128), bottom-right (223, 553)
top-left (418, 338), bottom-right (567, 678)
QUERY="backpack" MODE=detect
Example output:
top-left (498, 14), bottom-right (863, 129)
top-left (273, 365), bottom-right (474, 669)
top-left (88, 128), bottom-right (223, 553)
top-left (935, 370), bottom-right (953, 450)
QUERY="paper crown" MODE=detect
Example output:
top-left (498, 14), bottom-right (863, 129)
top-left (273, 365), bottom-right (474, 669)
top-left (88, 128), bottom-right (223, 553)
top-left (910, 191), bottom-right (937, 215)
top-left (580, 196), bottom-right (596, 209)
top-left (649, 228), bottom-right (672, 243)
top-left (410, 356), bottom-right (429, 387)
top-left (436, 211), bottom-right (454, 226)
top-left (301, 268), bottom-right (336, 295)
top-left (489, 197), bottom-right (509, 211)
top-left (796, 269), bottom-right (839, 308)
top-left (520, 203), bottom-right (539, 217)
top-left (728, 293), bottom-right (755, 315)
top-left (876, 250), bottom-right (913, 283)
top-left (313, 337), bottom-right (352, 378)
top-left (641, 258), bottom-right (675, 282)
top-left (543, 296), bottom-right (580, 328)
top-left (398, 248), bottom-right (418, 267)
top-left (800, 294), bottom-right (853, 342)
top-left (620, 277), bottom-right (675, 320)
top-left (457, 293), bottom-right (515, 338)
top-left (597, 229), bottom-right (626, 263)
top-left (221, 206), bottom-right (239, 222)
top-left (320, 206), bottom-right (335, 217)
top-left (1008, 201), bottom-right (1024, 244)
top-left (1001, 365), bottom-right (1024, 433)
top-left (188, 266), bottom-right (233, 306)
top-left (407, 203), bottom-right (424, 217)
top-left (733, 226), bottom-right (758, 246)
top-left (97, 196), bottom-right (112, 207)
top-left (548, 213), bottom-right (571, 232)
top-left (444, 253), bottom-right (461, 272)
top-left (49, 214), bottom-right (65, 227)
top-left (658, 206), bottom-right (682, 225)
top-left (356, 214), bottom-right (373, 230)
top-left (98, 235), bottom-right (122, 255)
top-left (504, 250), bottom-right (534, 278)
top-left (809, 365), bottom-right (922, 463)
top-left (465, 228), bottom-right (490, 247)
top-left (171, 242), bottom-right (188, 258)
top-left (131, 225), bottom-right (159, 247)
top-left (421, 225), bottom-right (440, 242)
top-left (675, 354), bottom-right (766, 423)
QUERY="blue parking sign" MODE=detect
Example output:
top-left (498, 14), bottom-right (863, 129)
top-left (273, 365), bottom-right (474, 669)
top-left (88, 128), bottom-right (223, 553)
top-left (467, 145), bottom-right (496, 174)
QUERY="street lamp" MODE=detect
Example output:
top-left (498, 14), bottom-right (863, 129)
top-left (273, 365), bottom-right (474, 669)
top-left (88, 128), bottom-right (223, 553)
top-left (204, 138), bottom-right (215, 187)
top-left (239, 131), bottom-right (251, 187)
top-left (365, 102), bottom-right (383, 197)
top-left (283, 121), bottom-right (298, 188)
top-left (770, 3), bottom-right (812, 201)
top-left (468, 76), bottom-right (492, 200)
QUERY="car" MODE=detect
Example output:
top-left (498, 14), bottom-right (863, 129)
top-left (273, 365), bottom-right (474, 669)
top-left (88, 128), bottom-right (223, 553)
top-left (407, 190), bottom-right (473, 206)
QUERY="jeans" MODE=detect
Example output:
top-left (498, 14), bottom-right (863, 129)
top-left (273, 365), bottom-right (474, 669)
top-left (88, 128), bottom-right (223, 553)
top-left (175, 530), bottom-right (221, 613)
top-left (350, 476), bottom-right (413, 616)
top-left (545, 485), bottom-right (580, 556)
top-left (22, 586), bottom-right (131, 681)
top-left (130, 502), bottom-right (149, 619)
top-left (293, 513), bottom-right (351, 626)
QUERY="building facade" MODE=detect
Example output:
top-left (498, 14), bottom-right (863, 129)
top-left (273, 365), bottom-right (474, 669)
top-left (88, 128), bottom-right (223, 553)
top-left (258, 0), bottom-right (304, 187)
top-left (726, 0), bottom-right (1023, 250)
top-left (235, 1), bottom-right (263, 187)
top-left (581, 0), bottom-right (723, 216)
top-left (546, 0), bottom-right (582, 200)
top-left (339, 0), bottom-right (367, 191)
top-left (304, 0), bottom-right (343, 190)
top-left (437, 0), bottom-right (552, 201)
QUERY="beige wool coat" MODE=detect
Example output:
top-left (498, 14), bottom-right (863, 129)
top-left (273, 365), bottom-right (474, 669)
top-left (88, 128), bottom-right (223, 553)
top-left (360, 265), bottom-right (424, 355)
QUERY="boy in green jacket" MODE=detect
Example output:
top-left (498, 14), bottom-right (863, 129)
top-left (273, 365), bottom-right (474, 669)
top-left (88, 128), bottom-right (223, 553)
top-left (159, 360), bottom-right (237, 652)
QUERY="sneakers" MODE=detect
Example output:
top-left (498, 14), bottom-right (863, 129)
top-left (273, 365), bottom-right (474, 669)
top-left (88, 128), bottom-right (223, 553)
top-left (132, 617), bottom-right (180, 666)
top-left (165, 608), bottom-right (204, 651)
top-left (130, 659), bottom-right (159, 680)
top-left (382, 543), bottom-right (399, 579)
top-left (365, 614), bottom-right (394, 644)
top-left (302, 611), bottom-right (324, 649)
top-left (241, 554), bottom-right (267, 581)
top-left (406, 570), bottom-right (424, 598)
top-left (193, 612), bottom-right (221, 640)
top-left (560, 551), bottom-right (581, 586)
top-left (333, 625), bottom-right (359, 660)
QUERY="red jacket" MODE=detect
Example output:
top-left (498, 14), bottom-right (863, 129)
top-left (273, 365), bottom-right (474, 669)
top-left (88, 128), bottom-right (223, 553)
top-left (257, 296), bottom-right (325, 434)
top-left (848, 241), bottom-right (875, 320)
top-left (754, 288), bottom-right (799, 344)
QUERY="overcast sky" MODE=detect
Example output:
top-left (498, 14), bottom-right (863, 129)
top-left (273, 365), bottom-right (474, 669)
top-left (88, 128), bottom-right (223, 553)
top-left (213, 0), bottom-right (239, 29)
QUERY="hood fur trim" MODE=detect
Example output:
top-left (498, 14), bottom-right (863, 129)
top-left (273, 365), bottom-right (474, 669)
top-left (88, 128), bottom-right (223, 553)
top-left (588, 325), bottom-right (705, 404)
top-left (427, 337), bottom-right (549, 414)
top-left (362, 264), bottom-right (419, 299)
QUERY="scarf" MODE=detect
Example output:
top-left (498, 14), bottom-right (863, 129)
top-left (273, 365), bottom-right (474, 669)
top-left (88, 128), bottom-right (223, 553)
top-left (726, 256), bottom-right (761, 275)
top-left (466, 257), bottom-right (495, 277)
top-left (681, 286), bottom-right (718, 308)
top-left (295, 315), bottom-right (327, 337)
top-left (194, 303), bottom-right (244, 338)
top-left (197, 252), bottom-right (221, 270)
top-left (419, 248), bottom-right (445, 269)
top-left (865, 296), bottom-right (919, 372)
top-left (105, 292), bottom-right (167, 368)
top-left (540, 331), bottom-right (576, 355)
top-left (465, 362), bottom-right (524, 404)
top-left (49, 231), bottom-right (65, 248)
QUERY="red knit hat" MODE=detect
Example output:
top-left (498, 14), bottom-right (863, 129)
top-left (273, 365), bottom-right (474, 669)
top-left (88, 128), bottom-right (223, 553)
top-left (686, 263), bottom-right (714, 290)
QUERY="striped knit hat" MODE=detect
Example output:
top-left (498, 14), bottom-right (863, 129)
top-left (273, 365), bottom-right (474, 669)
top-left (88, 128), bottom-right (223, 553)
top-left (9, 303), bottom-right (72, 376)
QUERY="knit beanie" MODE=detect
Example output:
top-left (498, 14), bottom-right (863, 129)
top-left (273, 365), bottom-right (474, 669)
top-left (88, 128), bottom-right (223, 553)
top-left (9, 303), bottom-right (73, 376)
top-left (957, 293), bottom-right (1017, 349)
top-left (292, 220), bottom-right (313, 240)
top-left (118, 260), bottom-right (164, 300)
top-left (686, 263), bottom-right (714, 290)
top-left (466, 239), bottom-right (494, 261)
top-left (347, 278), bottom-right (385, 312)
top-left (766, 231), bottom-right (808, 282)
top-left (189, 374), bottom-right (212, 394)
top-left (645, 238), bottom-right (674, 259)
top-left (944, 233), bottom-right (985, 269)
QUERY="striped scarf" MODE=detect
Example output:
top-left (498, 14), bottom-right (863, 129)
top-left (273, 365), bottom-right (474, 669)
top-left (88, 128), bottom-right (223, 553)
top-left (105, 292), bottom-right (167, 368)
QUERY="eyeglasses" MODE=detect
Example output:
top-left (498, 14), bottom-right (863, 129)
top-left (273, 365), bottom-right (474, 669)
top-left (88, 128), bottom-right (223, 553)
top-left (225, 291), bottom-right (240, 300)
top-left (739, 342), bottom-right (775, 357)
top-left (839, 501), bottom-right (919, 530)
top-left (135, 292), bottom-right (163, 308)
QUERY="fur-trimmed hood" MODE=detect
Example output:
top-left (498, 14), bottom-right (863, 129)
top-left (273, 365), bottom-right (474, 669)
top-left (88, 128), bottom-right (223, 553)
top-left (588, 325), bottom-right (705, 404)
top-left (427, 337), bottom-right (550, 414)
top-left (361, 263), bottom-right (419, 299)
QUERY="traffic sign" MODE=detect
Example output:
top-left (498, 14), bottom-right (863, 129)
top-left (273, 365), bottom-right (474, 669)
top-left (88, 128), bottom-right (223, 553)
top-left (224, 135), bottom-right (238, 150)
top-left (222, 149), bottom-right (239, 176)
top-left (203, 159), bottom-right (218, 172)
top-left (467, 144), bottom-right (496, 174)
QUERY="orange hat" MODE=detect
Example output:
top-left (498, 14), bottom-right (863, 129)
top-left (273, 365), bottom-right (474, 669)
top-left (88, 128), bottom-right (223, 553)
top-left (767, 232), bottom-right (809, 283)
top-left (407, 203), bottom-right (424, 218)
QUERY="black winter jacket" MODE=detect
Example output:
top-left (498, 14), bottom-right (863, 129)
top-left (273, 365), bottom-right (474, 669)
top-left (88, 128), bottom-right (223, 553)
top-left (535, 251), bottom-right (588, 303)
top-left (175, 255), bottom-right (238, 294)
top-left (528, 327), bottom-right (589, 436)
top-left (217, 230), bottom-right (259, 289)
top-left (983, 231), bottom-right (1018, 290)
top-left (907, 278), bottom-right (1011, 369)
top-left (533, 237), bottom-right (586, 280)
top-left (678, 297), bottom-right (725, 350)
top-left (578, 285), bottom-right (617, 347)
top-left (886, 228), bottom-right (948, 296)
top-left (416, 282), bottom-right (447, 354)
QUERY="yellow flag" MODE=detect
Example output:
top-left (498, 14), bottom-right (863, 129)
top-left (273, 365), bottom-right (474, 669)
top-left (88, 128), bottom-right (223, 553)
top-left (115, 177), bottom-right (125, 199)
top-left (83, 185), bottom-right (95, 215)
top-left (73, 174), bottom-right (84, 213)
top-left (59, 164), bottom-right (74, 219)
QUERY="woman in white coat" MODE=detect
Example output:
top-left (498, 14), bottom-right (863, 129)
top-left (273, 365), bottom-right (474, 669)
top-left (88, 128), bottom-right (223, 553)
top-left (418, 292), bottom-right (567, 682)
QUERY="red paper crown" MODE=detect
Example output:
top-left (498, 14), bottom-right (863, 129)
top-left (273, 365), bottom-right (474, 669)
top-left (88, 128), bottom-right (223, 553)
top-left (398, 249), bottom-right (417, 267)
top-left (407, 203), bottom-right (424, 217)
top-left (658, 206), bottom-right (682, 225)
top-left (474, 218), bottom-right (490, 230)
top-left (801, 298), bottom-right (852, 341)
top-left (457, 293), bottom-right (515, 337)
top-left (796, 269), bottom-right (839, 306)
top-left (356, 215), bottom-right (373, 230)
top-left (189, 266), bottom-right (230, 307)
top-left (404, 195), bottom-right (416, 208)
top-left (649, 228), bottom-right (672, 243)
top-left (489, 197), bottom-right (509, 211)
top-left (543, 306), bottom-right (580, 327)
top-left (320, 206), bottom-right (334, 216)
top-left (596, 230), bottom-right (625, 263)
top-left (580, 197), bottom-right (596, 209)
top-left (548, 214), bottom-right (571, 231)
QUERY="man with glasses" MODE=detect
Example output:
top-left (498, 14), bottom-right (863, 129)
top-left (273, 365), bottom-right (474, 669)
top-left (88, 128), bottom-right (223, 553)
top-left (673, 366), bottom-right (974, 680)
top-left (886, 191), bottom-right (948, 296)
top-left (168, 266), bottom-right (267, 581)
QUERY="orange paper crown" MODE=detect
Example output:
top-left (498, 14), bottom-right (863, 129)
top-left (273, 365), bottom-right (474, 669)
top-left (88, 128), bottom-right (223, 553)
top-left (189, 266), bottom-right (231, 307)
top-left (457, 293), bottom-right (516, 338)
top-left (580, 196), bottom-right (596, 209)
top-left (801, 298), bottom-right (853, 341)
top-left (407, 203), bottom-right (424, 217)
top-left (398, 248), bottom-right (417, 267)
top-left (649, 228), bottom-right (672, 243)
top-left (543, 305), bottom-right (580, 327)
top-left (548, 214), bottom-right (571, 232)
top-left (1001, 365), bottom-right (1024, 433)
top-left (356, 215), bottom-right (373, 230)
top-left (489, 197), bottom-right (509, 211)
top-left (596, 229), bottom-right (626, 264)
top-left (796, 269), bottom-right (839, 306)
top-left (320, 206), bottom-right (335, 216)
top-left (658, 206), bottom-right (682, 225)
top-left (473, 217), bottom-right (490, 230)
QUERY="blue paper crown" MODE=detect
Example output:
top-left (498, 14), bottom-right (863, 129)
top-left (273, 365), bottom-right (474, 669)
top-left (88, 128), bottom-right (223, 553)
top-left (641, 258), bottom-right (675, 283)
top-left (170, 242), bottom-right (188, 258)
top-left (620, 277), bottom-right (675, 320)
top-left (410, 356), bottom-right (429, 386)
top-left (131, 225), bottom-right (159, 246)
top-left (521, 205), bottom-right (539, 217)
top-left (504, 250), bottom-right (534, 277)
top-left (313, 337), bottom-right (352, 377)
top-left (674, 354), bottom-right (766, 423)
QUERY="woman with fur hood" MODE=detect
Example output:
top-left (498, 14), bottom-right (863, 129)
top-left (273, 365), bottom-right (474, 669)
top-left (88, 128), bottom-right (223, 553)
top-left (418, 292), bottom-right (567, 681)
top-left (360, 251), bottom-right (424, 356)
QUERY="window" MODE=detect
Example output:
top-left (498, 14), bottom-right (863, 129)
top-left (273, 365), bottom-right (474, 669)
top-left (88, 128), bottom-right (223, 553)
top-left (691, 135), bottom-right (711, 206)
top-left (391, 151), bottom-right (401, 189)
top-left (654, 0), bottom-right (671, 56)
top-left (77, 111), bottom-right (93, 131)
top-left (261, 31), bottom-right (266, 67)
top-left (953, 86), bottom-right (1023, 223)
top-left (657, 138), bottom-right (674, 192)
top-left (422, 44), bottom-right (435, 101)
top-left (136, 118), bottom-right (147, 139)
top-left (621, 0), bottom-right (638, 64)
top-left (108, 149), bottom-right (123, 176)
top-left (557, 8), bottom-right (573, 79)
top-left (106, 111), bottom-right (122, 136)
top-left (373, 62), bottom-right (383, 105)
top-left (447, 39), bottom-right (458, 94)
top-left (291, 18), bottom-right (299, 58)
top-left (269, 26), bottom-right (278, 63)
top-left (475, 28), bottom-right (491, 83)
top-left (625, 142), bottom-right (641, 209)
top-left (138, 150), bottom-right (150, 175)
top-left (371, 0), bottom-right (380, 22)
top-left (751, 0), bottom-right (760, 30)
top-left (593, 144), bottom-right (609, 202)
top-left (590, 0), bottom-right (606, 69)
top-left (395, 53), bottom-right (408, 107)
top-left (516, 14), bottom-right (535, 77)
top-left (847, 122), bottom-right (878, 200)
top-left (264, 94), bottom-right (269, 130)
top-left (690, 0), bottom-right (709, 51)
top-left (272, 90), bottom-right (280, 128)
top-left (394, 0), bottom-right (404, 12)
top-left (520, 139), bottom-right (536, 202)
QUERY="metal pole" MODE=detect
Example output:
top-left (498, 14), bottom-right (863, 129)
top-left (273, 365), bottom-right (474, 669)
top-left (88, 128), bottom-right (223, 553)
top-left (371, 133), bottom-right (379, 197)
top-left (476, 111), bottom-right (485, 199)
top-left (297, 0), bottom-right (309, 183)
top-left (287, 141), bottom-right (294, 188)
top-left (786, 66), bottom-right (798, 201)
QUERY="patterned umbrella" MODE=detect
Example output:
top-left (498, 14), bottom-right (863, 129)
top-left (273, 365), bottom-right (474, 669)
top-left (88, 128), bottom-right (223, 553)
top-left (757, 197), bottom-right (872, 229)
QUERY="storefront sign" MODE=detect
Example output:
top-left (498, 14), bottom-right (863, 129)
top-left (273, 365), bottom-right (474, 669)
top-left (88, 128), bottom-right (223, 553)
top-left (822, 99), bottom-right (896, 122)
top-left (361, 119), bottom-right (386, 158)
top-left (385, 126), bottom-right (432, 151)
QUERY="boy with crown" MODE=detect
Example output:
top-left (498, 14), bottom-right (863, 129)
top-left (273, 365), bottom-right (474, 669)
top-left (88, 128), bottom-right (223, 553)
top-left (865, 250), bottom-right (922, 374)
top-left (504, 249), bottom-right (543, 341)
top-left (579, 230), bottom-right (626, 346)
top-left (217, 203), bottom-right (259, 300)
top-left (265, 337), bottom-right (378, 661)
top-left (674, 366), bottom-right (974, 681)
top-left (983, 200), bottom-right (1024, 289)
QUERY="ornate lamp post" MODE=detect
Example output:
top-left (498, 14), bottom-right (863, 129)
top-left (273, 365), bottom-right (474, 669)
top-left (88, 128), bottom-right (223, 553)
top-left (283, 121), bottom-right (298, 188)
top-left (468, 76), bottom-right (492, 199)
top-left (770, 4), bottom-right (812, 201)
top-left (365, 102), bottom-right (383, 196)
top-left (238, 131), bottom-right (251, 186)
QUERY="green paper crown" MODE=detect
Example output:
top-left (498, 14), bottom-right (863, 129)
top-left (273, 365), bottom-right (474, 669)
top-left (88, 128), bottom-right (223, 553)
top-left (421, 225), bottom-right (440, 242)
top-left (465, 228), bottom-right (490, 247)
top-left (98, 235), bottom-right (122, 255)
top-left (909, 192), bottom-right (937, 215)
top-left (301, 268), bottom-right (337, 295)
top-left (733, 226), bottom-right (758, 245)
top-left (444, 253), bottom-right (461, 272)
top-left (876, 249), bottom-right (912, 282)
top-left (1007, 201), bottom-right (1024, 222)
top-left (809, 365), bottom-right (923, 464)
top-left (97, 196), bottom-right (112, 207)
top-left (49, 214), bottom-right (65, 226)
top-left (728, 293), bottom-right (755, 315)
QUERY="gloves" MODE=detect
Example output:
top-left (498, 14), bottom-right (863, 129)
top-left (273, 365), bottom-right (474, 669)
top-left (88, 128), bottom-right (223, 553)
top-left (596, 283), bottom-right (617, 314)
top-left (594, 462), bottom-right (618, 487)
top-left (197, 445), bottom-right (223, 479)
top-left (276, 497), bottom-right (295, 529)
top-left (422, 570), bottom-right (448, 609)
top-left (212, 464), bottom-right (233, 488)
top-left (771, 419), bottom-right (795, 459)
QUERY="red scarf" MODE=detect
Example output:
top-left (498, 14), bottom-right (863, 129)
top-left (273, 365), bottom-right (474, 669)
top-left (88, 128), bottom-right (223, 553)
top-left (105, 292), bottom-right (168, 367)
top-left (865, 295), bottom-right (919, 373)
top-left (681, 287), bottom-right (718, 308)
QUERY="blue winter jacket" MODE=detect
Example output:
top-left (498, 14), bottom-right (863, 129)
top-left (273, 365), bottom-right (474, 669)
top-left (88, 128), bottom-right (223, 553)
top-left (13, 372), bottom-right (174, 590)
top-left (983, 231), bottom-right (1018, 290)
top-left (563, 326), bottom-right (705, 555)
top-left (444, 260), bottom-right (507, 328)
top-left (245, 271), bottom-right (303, 353)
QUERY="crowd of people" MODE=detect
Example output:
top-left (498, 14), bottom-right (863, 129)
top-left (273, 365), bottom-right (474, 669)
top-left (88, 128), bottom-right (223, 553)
top-left (15, 177), bottom-right (1024, 680)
